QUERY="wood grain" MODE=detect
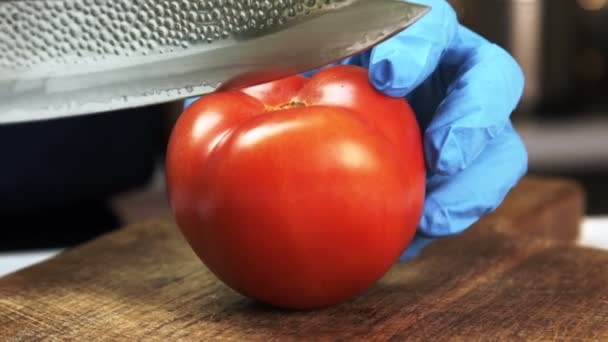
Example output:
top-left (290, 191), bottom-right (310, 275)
top-left (490, 176), bottom-right (585, 242)
top-left (0, 176), bottom-right (600, 341)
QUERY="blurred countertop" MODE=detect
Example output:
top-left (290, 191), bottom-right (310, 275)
top-left (516, 114), bottom-right (608, 172)
top-left (1, 217), bottom-right (607, 278)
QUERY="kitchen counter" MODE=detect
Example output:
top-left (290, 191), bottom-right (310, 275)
top-left (3, 176), bottom-right (607, 341)
top-left (1, 167), bottom-right (607, 277)
top-left (2, 216), bottom-right (607, 278)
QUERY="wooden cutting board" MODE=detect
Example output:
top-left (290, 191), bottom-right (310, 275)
top-left (1, 176), bottom-right (605, 341)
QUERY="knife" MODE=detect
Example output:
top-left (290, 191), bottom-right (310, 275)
top-left (0, 0), bottom-right (429, 124)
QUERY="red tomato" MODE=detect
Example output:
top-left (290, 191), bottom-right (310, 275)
top-left (165, 65), bottom-right (425, 309)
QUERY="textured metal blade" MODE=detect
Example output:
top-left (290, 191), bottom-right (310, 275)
top-left (0, 0), bottom-right (429, 124)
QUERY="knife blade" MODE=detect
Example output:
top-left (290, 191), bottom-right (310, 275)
top-left (0, 0), bottom-right (429, 124)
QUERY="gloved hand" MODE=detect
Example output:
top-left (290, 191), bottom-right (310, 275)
top-left (333, 0), bottom-right (528, 260)
top-left (183, 0), bottom-right (528, 261)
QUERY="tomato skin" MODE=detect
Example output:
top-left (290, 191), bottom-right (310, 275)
top-left (166, 65), bottom-right (425, 309)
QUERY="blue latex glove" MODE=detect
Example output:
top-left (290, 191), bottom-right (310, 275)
top-left (183, 0), bottom-right (528, 261)
top-left (337, 0), bottom-right (528, 260)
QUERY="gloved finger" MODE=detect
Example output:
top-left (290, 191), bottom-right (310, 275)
top-left (417, 121), bottom-right (528, 239)
top-left (184, 97), bottom-right (199, 108)
top-left (366, 0), bottom-right (459, 97)
top-left (399, 234), bottom-right (434, 261)
top-left (423, 26), bottom-right (525, 176)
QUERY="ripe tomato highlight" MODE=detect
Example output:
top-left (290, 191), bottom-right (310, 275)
top-left (165, 65), bottom-right (425, 309)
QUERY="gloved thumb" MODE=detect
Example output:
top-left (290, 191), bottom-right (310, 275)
top-left (368, 0), bottom-right (458, 97)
